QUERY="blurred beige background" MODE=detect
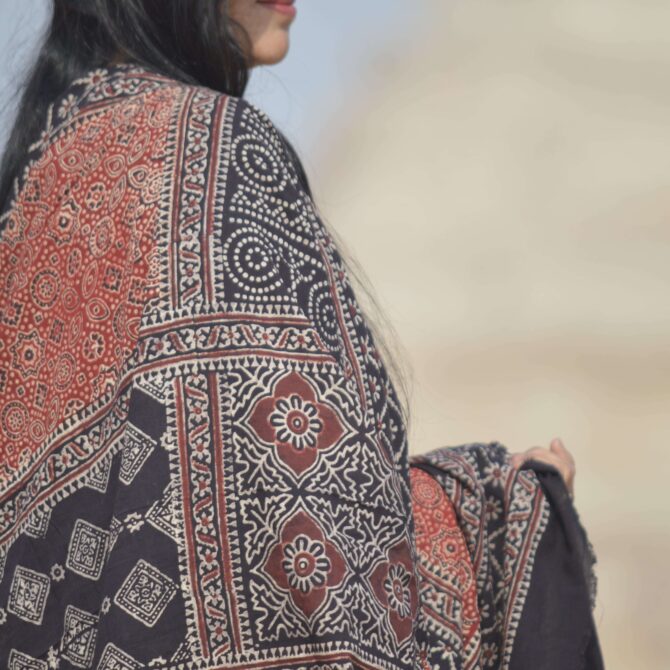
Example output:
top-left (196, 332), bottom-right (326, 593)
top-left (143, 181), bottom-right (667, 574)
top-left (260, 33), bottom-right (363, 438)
top-left (309, 1), bottom-right (670, 668)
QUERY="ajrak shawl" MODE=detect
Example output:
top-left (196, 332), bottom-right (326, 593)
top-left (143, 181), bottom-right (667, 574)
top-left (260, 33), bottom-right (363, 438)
top-left (0, 63), bottom-right (602, 669)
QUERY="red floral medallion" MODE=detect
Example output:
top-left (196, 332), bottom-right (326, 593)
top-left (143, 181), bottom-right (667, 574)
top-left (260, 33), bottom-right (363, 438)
top-left (368, 538), bottom-right (419, 646)
top-left (263, 509), bottom-right (347, 618)
top-left (248, 371), bottom-right (345, 476)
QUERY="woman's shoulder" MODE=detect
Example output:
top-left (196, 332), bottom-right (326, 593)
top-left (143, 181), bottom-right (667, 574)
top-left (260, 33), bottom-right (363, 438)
top-left (25, 62), bottom-right (310, 209)
top-left (113, 65), bottom-right (304, 188)
top-left (48, 63), bottom-right (285, 166)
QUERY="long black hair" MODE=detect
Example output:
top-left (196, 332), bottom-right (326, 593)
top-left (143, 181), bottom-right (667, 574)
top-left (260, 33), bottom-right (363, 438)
top-left (0, 0), bottom-right (253, 213)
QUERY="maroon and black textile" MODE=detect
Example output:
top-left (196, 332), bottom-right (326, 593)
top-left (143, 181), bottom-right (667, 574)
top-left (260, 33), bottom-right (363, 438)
top-left (410, 444), bottom-right (603, 669)
top-left (0, 63), bottom-right (602, 669)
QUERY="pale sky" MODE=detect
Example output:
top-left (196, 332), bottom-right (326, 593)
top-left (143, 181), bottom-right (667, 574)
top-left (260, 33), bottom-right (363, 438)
top-left (0, 1), bottom-right (421, 166)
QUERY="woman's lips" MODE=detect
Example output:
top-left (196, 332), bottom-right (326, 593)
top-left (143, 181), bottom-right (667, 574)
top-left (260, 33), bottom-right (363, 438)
top-left (257, 0), bottom-right (297, 18)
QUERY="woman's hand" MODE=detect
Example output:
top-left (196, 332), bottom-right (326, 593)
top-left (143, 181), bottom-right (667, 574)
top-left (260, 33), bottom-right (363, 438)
top-left (510, 437), bottom-right (576, 499)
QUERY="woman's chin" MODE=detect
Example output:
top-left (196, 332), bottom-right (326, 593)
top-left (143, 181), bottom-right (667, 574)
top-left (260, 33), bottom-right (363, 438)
top-left (251, 33), bottom-right (290, 66)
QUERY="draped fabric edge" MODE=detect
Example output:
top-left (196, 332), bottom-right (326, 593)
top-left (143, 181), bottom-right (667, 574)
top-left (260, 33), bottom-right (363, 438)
top-left (408, 442), bottom-right (604, 670)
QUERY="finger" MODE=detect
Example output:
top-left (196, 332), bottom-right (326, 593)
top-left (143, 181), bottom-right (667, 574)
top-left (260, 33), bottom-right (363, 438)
top-left (534, 442), bottom-right (576, 480)
top-left (549, 438), bottom-right (577, 480)
top-left (528, 451), bottom-right (575, 496)
top-left (512, 448), bottom-right (574, 488)
top-left (510, 446), bottom-right (575, 498)
top-left (512, 445), bottom-right (572, 475)
top-left (550, 438), bottom-right (574, 465)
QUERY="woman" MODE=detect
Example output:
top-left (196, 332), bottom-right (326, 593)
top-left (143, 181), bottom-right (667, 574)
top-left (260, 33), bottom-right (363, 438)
top-left (0, 1), bottom-right (602, 668)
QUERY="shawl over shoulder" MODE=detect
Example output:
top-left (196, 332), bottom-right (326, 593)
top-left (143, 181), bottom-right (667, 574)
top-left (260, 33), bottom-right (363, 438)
top-left (0, 64), bottom-right (418, 669)
top-left (0, 63), bottom-right (603, 670)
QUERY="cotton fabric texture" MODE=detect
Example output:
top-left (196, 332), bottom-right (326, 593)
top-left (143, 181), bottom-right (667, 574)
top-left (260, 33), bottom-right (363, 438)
top-left (0, 64), bottom-right (602, 669)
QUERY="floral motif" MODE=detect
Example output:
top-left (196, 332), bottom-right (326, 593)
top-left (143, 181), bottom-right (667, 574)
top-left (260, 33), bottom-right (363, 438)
top-left (485, 496), bottom-right (502, 521)
top-left (31, 268), bottom-right (61, 309)
top-left (270, 395), bottom-right (322, 451)
top-left (264, 509), bottom-right (346, 619)
top-left (248, 371), bottom-right (345, 476)
top-left (9, 329), bottom-right (46, 378)
top-left (89, 216), bottom-right (115, 258)
top-left (57, 94), bottom-right (79, 120)
top-left (483, 461), bottom-right (506, 488)
top-left (47, 645), bottom-right (59, 668)
top-left (54, 353), bottom-right (76, 391)
top-left (368, 538), bottom-right (418, 646)
top-left (1, 400), bottom-right (29, 441)
top-left (384, 563), bottom-right (412, 618)
top-left (282, 534), bottom-right (331, 593)
top-left (0, 64), bottom-right (427, 669)
top-left (481, 641), bottom-right (499, 667)
top-left (83, 332), bottom-right (105, 361)
top-left (50, 563), bottom-right (65, 582)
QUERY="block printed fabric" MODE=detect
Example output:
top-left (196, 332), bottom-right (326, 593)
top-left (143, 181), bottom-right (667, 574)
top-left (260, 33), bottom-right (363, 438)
top-left (0, 64), bottom-right (602, 670)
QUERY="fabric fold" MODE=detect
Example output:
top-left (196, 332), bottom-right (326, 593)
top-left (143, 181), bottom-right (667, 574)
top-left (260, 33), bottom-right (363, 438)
top-left (409, 442), bottom-right (604, 669)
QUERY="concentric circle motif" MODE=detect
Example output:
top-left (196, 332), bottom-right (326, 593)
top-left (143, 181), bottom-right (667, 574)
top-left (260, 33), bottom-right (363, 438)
top-left (1, 401), bottom-right (29, 440)
top-left (68, 313), bottom-right (83, 347)
top-left (233, 135), bottom-right (286, 193)
top-left (411, 474), bottom-right (443, 509)
top-left (86, 298), bottom-right (110, 322)
top-left (104, 154), bottom-right (126, 177)
top-left (30, 268), bottom-right (60, 309)
top-left (60, 149), bottom-right (84, 172)
top-left (61, 287), bottom-right (80, 312)
top-left (82, 260), bottom-right (99, 299)
top-left (128, 130), bottom-right (151, 164)
top-left (28, 420), bottom-right (46, 443)
top-left (54, 353), bottom-right (76, 391)
top-left (307, 281), bottom-right (341, 349)
top-left (128, 165), bottom-right (148, 189)
top-left (224, 229), bottom-right (285, 295)
top-left (89, 217), bottom-right (115, 258)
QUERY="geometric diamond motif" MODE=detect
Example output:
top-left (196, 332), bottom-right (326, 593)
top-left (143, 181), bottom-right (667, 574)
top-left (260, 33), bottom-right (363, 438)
top-left (146, 481), bottom-right (178, 542)
top-left (8, 649), bottom-right (48, 670)
top-left (23, 507), bottom-right (52, 539)
top-left (61, 605), bottom-right (98, 668)
top-left (96, 643), bottom-right (142, 670)
top-left (85, 456), bottom-right (112, 493)
top-left (169, 642), bottom-right (192, 664)
top-left (7, 566), bottom-right (51, 625)
top-left (119, 424), bottom-right (155, 485)
top-left (66, 519), bottom-right (109, 580)
top-left (114, 559), bottom-right (176, 627)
